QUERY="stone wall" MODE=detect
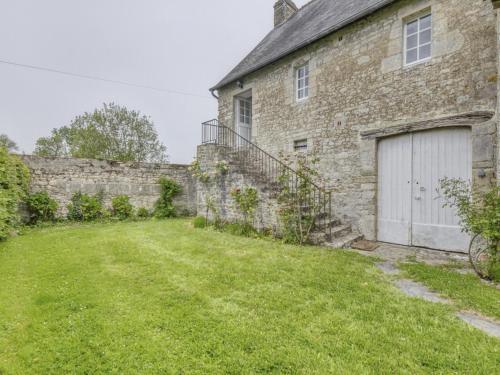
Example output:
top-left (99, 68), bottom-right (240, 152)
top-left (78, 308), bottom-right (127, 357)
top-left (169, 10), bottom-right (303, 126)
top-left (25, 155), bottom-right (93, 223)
top-left (215, 0), bottom-right (499, 240)
top-left (196, 144), bottom-right (279, 230)
top-left (21, 155), bottom-right (196, 216)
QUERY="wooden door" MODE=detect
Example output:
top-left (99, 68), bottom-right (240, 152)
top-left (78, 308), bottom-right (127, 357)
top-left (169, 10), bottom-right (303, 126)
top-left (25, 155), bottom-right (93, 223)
top-left (377, 134), bottom-right (413, 246)
top-left (377, 128), bottom-right (471, 252)
top-left (411, 128), bottom-right (471, 251)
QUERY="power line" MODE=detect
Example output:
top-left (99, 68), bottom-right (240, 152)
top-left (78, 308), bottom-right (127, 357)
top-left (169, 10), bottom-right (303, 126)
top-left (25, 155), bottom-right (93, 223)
top-left (0, 58), bottom-right (213, 100)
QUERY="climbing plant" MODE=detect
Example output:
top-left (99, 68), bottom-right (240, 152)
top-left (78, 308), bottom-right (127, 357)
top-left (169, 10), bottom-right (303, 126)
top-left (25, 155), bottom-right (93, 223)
top-left (230, 186), bottom-right (258, 225)
top-left (154, 178), bottom-right (181, 218)
top-left (276, 152), bottom-right (325, 245)
top-left (215, 160), bottom-right (229, 175)
top-left (189, 159), bottom-right (210, 183)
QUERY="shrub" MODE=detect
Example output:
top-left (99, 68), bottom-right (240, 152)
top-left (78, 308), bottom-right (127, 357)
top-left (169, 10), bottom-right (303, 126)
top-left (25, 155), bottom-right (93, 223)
top-left (441, 178), bottom-right (499, 281)
top-left (154, 178), bottom-right (181, 218)
top-left (230, 187), bottom-right (258, 225)
top-left (137, 207), bottom-right (151, 219)
top-left (223, 222), bottom-right (258, 237)
top-left (0, 147), bottom-right (30, 239)
top-left (26, 191), bottom-right (58, 224)
top-left (67, 192), bottom-right (104, 222)
top-left (111, 195), bottom-right (134, 220)
top-left (193, 216), bottom-right (207, 229)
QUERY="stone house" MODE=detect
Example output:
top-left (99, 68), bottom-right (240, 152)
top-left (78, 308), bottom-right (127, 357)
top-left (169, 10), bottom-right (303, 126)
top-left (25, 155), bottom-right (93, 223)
top-left (199, 0), bottom-right (500, 252)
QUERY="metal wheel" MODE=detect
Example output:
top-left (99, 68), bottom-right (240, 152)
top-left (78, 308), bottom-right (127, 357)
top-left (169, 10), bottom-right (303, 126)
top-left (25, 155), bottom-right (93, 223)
top-left (468, 234), bottom-right (494, 280)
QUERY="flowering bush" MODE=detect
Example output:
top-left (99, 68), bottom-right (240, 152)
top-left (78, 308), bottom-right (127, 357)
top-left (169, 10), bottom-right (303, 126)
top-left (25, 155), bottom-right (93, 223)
top-left (189, 159), bottom-right (210, 183)
top-left (216, 160), bottom-right (229, 175)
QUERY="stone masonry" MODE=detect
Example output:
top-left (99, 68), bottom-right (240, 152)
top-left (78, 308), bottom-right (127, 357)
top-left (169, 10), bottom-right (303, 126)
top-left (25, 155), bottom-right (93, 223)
top-left (21, 155), bottom-right (196, 216)
top-left (214, 0), bottom-right (499, 241)
top-left (196, 144), bottom-right (279, 230)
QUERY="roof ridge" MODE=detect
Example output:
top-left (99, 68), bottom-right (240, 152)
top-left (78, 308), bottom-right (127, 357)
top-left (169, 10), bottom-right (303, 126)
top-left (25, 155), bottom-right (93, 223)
top-left (211, 0), bottom-right (397, 91)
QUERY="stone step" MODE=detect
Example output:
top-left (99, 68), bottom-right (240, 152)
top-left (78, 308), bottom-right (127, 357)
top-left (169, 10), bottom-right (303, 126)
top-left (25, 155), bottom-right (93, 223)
top-left (310, 225), bottom-right (352, 245)
top-left (325, 233), bottom-right (363, 249)
top-left (330, 224), bottom-right (352, 239)
top-left (309, 231), bottom-right (330, 245)
top-left (315, 217), bottom-right (341, 228)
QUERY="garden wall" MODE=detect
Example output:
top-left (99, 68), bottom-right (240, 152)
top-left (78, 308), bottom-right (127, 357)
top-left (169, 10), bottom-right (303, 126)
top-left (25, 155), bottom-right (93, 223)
top-left (20, 155), bottom-right (196, 216)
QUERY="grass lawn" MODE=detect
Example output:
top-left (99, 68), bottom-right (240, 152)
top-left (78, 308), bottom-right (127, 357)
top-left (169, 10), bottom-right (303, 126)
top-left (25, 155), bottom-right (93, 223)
top-left (401, 262), bottom-right (500, 320)
top-left (0, 220), bottom-right (499, 374)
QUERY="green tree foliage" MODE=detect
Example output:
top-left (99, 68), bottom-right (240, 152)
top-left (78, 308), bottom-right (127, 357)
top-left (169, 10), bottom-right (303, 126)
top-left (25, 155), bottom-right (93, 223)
top-left (0, 134), bottom-right (18, 152)
top-left (154, 178), bottom-right (181, 218)
top-left (34, 103), bottom-right (167, 163)
top-left (67, 192), bottom-right (104, 222)
top-left (33, 128), bottom-right (68, 157)
top-left (26, 191), bottom-right (58, 224)
top-left (0, 147), bottom-right (30, 239)
top-left (111, 195), bottom-right (134, 220)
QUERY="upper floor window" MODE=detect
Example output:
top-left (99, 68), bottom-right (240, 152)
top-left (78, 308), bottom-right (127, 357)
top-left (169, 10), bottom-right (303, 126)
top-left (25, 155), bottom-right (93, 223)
top-left (296, 63), bottom-right (309, 101)
top-left (404, 13), bottom-right (432, 66)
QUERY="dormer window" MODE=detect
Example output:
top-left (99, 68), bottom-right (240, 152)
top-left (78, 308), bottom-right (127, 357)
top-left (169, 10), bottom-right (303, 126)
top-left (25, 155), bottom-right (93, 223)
top-left (296, 63), bottom-right (309, 101)
top-left (404, 12), bottom-right (432, 66)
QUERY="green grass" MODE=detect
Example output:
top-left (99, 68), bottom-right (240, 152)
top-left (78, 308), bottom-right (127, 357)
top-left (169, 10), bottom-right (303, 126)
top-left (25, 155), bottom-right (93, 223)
top-left (0, 220), bottom-right (499, 374)
top-left (401, 262), bottom-right (500, 320)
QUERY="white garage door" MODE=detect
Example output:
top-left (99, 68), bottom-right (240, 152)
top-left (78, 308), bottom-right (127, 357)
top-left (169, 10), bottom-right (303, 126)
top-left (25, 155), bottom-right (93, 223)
top-left (377, 128), bottom-right (471, 252)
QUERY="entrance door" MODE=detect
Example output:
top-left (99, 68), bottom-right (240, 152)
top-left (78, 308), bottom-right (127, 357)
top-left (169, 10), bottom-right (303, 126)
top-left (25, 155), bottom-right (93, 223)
top-left (378, 128), bottom-right (472, 252)
top-left (236, 96), bottom-right (252, 143)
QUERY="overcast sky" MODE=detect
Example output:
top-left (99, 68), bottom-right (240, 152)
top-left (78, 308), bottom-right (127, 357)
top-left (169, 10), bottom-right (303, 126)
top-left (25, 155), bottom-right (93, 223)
top-left (0, 0), bottom-right (310, 163)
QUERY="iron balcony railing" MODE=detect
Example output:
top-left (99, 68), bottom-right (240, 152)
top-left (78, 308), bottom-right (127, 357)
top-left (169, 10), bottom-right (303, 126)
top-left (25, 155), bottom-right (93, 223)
top-left (201, 119), bottom-right (333, 240)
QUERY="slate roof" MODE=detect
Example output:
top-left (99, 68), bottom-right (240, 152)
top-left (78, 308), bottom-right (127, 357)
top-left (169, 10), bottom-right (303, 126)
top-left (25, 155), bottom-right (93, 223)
top-left (211, 0), bottom-right (396, 91)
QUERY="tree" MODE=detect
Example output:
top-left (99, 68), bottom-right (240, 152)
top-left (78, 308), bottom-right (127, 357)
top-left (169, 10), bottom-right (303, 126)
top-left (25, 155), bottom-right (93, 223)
top-left (0, 134), bottom-right (18, 152)
top-left (34, 103), bottom-right (168, 163)
top-left (33, 128), bottom-right (68, 157)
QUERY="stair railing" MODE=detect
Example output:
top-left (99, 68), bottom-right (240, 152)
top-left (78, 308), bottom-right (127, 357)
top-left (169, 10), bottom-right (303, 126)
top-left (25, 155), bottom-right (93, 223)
top-left (201, 119), bottom-right (333, 241)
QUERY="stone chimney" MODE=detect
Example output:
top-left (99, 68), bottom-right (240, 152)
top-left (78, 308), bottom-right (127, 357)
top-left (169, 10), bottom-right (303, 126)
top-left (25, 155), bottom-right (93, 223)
top-left (274, 0), bottom-right (298, 27)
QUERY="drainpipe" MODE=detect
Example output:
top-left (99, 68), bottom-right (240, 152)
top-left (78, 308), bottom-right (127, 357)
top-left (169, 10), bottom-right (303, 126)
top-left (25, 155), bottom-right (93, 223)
top-left (210, 89), bottom-right (219, 100)
top-left (494, 0), bottom-right (500, 180)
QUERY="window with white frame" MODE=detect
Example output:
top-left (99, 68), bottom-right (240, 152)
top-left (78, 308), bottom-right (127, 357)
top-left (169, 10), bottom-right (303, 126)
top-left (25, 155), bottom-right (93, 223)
top-left (238, 98), bottom-right (252, 125)
top-left (404, 12), bottom-right (432, 66)
top-left (296, 63), bottom-right (309, 101)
